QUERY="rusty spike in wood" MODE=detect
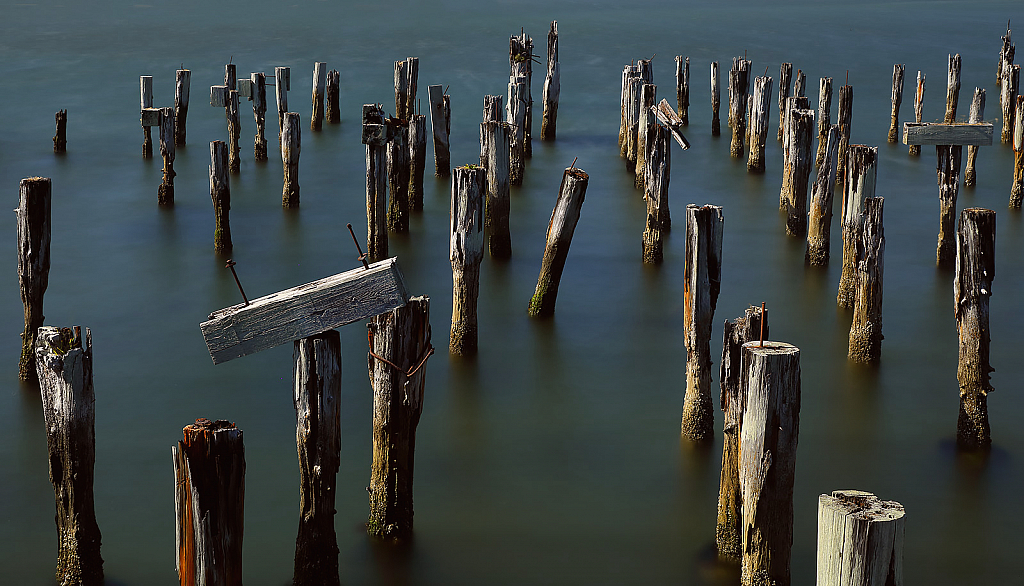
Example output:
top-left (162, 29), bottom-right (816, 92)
top-left (816, 490), bottom-right (905, 586)
top-left (17, 177), bottom-right (51, 382)
top-left (848, 197), bottom-right (885, 363)
top-left (965, 88), bottom-right (986, 187)
top-left (910, 71), bottom-right (925, 156)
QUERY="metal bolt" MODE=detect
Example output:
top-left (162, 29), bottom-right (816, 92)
top-left (346, 223), bottom-right (370, 269)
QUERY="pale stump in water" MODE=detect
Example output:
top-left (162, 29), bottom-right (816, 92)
top-left (172, 418), bottom-right (245, 586)
top-left (965, 88), bottom-right (986, 187)
top-left (209, 141), bottom-right (232, 253)
top-left (368, 297), bottom-right (432, 541)
top-left (528, 167), bottom-right (589, 318)
top-left (887, 64), bottom-right (905, 143)
top-left (837, 145), bottom-right (877, 309)
top-left (642, 123), bottom-right (671, 264)
top-left (282, 112), bottom-right (301, 208)
top-left (449, 166), bottom-right (485, 355)
top-left (955, 208), bottom-right (995, 450)
top-left (292, 331), bottom-right (342, 586)
top-left (681, 204), bottom-right (723, 443)
top-left (739, 341), bottom-right (800, 586)
top-left (848, 197), bottom-right (884, 363)
top-left (35, 326), bottom-right (103, 585)
top-left (936, 145), bottom-right (962, 268)
top-left (716, 306), bottom-right (768, 562)
top-left (17, 177), bottom-right (50, 382)
top-left (816, 490), bottom-right (905, 586)
top-left (806, 125), bottom-right (840, 266)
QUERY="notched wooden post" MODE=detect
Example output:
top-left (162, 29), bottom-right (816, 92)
top-left (528, 167), bottom-right (589, 318)
top-left (282, 111), bottom-right (301, 207)
top-left (848, 197), bottom-right (885, 363)
top-left (428, 84), bottom-right (451, 177)
top-left (34, 326), bottom-right (104, 586)
top-left (816, 490), bottom-right (905, 586)
top-left (449, 165), bottom-right (485, 355)
top-left (210, 141), bottom-right (232, 253)
top-left (18, 176), bottom-right (50, 382)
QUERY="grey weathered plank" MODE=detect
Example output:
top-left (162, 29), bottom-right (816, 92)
top-left (653, 99), bottom-right (691, 150)
top-left (201, 258), bottom-right (410, 364)
top-left (902, 122), bottom-right (993, 146)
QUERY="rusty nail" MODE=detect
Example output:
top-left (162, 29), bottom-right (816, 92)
top-left (347, 223), bottom-right (370, 269)
top-left (225, 259), bottom-right (249, 306)
top-left (570, 156), bottom-right (578, 170)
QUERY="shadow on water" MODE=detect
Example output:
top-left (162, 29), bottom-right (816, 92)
top-left (692, 542), bottom-right (742, 586)
top-left (369, 535), bottom-right (416, 586)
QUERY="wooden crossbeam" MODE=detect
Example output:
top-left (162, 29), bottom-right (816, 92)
top-left (200, 258), bottom-right (410, 364)
top-left (653, 99), bottom-right (691, 150)
top-left (140, 107), bottom-right (162, 127)
top-left (903, 122), bottom-right (993, 146)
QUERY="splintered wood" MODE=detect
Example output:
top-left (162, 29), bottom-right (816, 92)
top-left (816, 490), bottom-right (905, 586)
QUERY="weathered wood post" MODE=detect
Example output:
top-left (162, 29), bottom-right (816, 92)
top-left (837, 145), bottom-right (877, 309)
top-left (325, 69), bottom-right (340, 124)
top-left (676, 55), bottom-right (690, 124)
top-left (175, 68), bottom-right (190, 146)
top-left (363, 105), bottom-right (389, 260)
top-left (275, 66), bottom-right (290, 143)
top-left (292, 330), bottom-right (342, 586)
top-left (681, 204), bottom-right (724, 443)
top-left (623, 68), bottom-right (643, 163)
top-left (227, 90), bottom-right (241, 172)
top-left (747, 75), bottom-right (773, 172)
top-left (997, 22), bottom-right (1013, 85)
top-left (816, 490), bottom-right (905, 586)
top-left (210, 141), bottom-right (232, 253)
top-left (715, 305), bottom-right (767, 562)
top-left (482, 119), bottom-right (512, 258)
top-left (449, 166), bottom-right (485, 355)
top-left (910, 72), bottom-right (925, 156)
top-left (848, 197), bottom-right (885, 363)
top-left (158, 107), bottom-right (176, 205)
top-left (507, 74), bottom-right (529, 185)
top-left (835, 84), bottom-right (853, 194)
top-left (727, 57), bottom-right (749, 128)
top-left (510, 31), bottom-right (534, 157)
top-left (1012, 96), bottom-right (1024, 208)
top-left (368, 296), bottom-right (432, 541)
top-left (387, 119), bottom-right (410, 233)
top-left (251, 72), bottom-right (268, 162)
top-left (428, 84), bottom-right (451, 177)
top-left (635, 83), bottom-right (657, 188)
top-left (816, 77), bottom-right (833, 168)
top-left (395, 57), bottom-right (418, 120)
top-left (541, 21), bottom-right (559, 140)
top-left (34, 326), bottom-right (103, 585)
top-left (887, 64), bottom-right (905, 143)
top-left (141, 75), bottom-right (153, 157)
top-left (17, 177), bottom-right (50, 382)
top-left (945, 53), bottom-right (961, 123)
top-left (711, 61), bottom-right (721, 136)
top-left (528, 166), bottom-right (589, 318)
top-left (409, 114), bottom-right (426, 211)
top-left (955, 208), bottom-right (995, 450)
top-left (806, 125), bottom-right (840, 266)
top-left (53, 109), bottom-right (67, 153)
top-left (619, 65), bottom-right (634, 151)
top-left (730, 65), bottom-right (749, 157)
top-left (282, 112), bottom-right (301, 208)
top-left (964, 89), bottom-right (986, 187)
top-left (739, 341), bottom-right (801, 586)
top-left (794, 69), bottom-right (806, 97)
top-left (172, 418), bottom-right (245, 586)
top-left (642, 123), bottom-right (671, 264)
top-left (1001, 64), bottom-right (1019, 144)
top-left (777, 63), bottom-right (793, 141)
top-left (781, 107), bottom-right (815, 237)
top-left (311, 62), bottom-right (326, 131)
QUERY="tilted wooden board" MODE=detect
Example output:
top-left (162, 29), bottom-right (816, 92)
top-left (653, 99), bottom-right (691, 150)
top-left (200, 258), bottom-right (410, 364)
top-left (902, 122), bottom-right (993, 146)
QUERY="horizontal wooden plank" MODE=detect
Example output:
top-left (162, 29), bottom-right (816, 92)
top-left (653, 99), bottom-right (691, 150)
top-left (210, 85), bottom-right (228, 107)
top-left (237, 78), bottom-right (252, 98)
top-left (903, 122), bottom-right (993, 146)
top-left (140, 107), bottom-right (162, 127)
top-left (200, 258), bottom-right (410, 364)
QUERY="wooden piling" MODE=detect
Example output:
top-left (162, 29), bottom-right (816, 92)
top-left (227, 90), bottom-right (241, 173)
top-left (53, 109), bottom-right (67, 153)
top-left (17, 177), bottom-right (50, 382)
top-left (1003, 64), bottom-right (1020, 144)
top-left (711, 61), bottom-right (721, 136)
top-left (716, 306), bottom-right (768, 563)
top-left (175, 68), bottom-right (190, 146)
top-left (945, 53), bottom-right (961, 123)
top-left (747, 76), bottom-right (773, 172)
top-left (794, 69), bottom-right (806, 97)
top-left (806, 125), bottom-right (840, 267)
top-left (910, 72), bottom-right (925, 156)
top-left (777, 63), bottom-right (793, 141)
top-left (210, 141), bottom-right (232, 253)
top-left (730, 66), bottom-right (749, 157)
top-left (1011, 96), bottom-right (1024, 208)
top-left (508, 75), bottom-right (529, 185)
top-left (387, 120), bottom-right (410, 233)
top-left (282, 111), bottom-right (301, 208)
top-left (541, 21), bottom-right (559, 140)
top-left (739, 341), bottom-right (801, 586)
top-left (835, 85), bottom-right (853, 194)
top-left (325, 69), bottom-right (340, 124)
top-left (251, 72), bottom-right (268, 162)
top-left (623, 71), bottom-right (643, 164)
top-left (955, 208), bottom-right (995, 450)
top-left (887, 64), bottom-right (905, 143)
top-left (676, 56), bottom-right (690, 125)
top-left (225, 63), bottom-right (236, 90)
top-left (158, 107), bottom-right (176, 205)
top-left (395, 57), bottom-right (418, 120)
top-left (409, 114), bottom-right (426, 211)
top-left (482, 120), bottom-right (512, 258)
top-left (528, 167), bottom-right (589, 318)
top-left (635, 83), bottom-right (656, 187)
top-left (997, 23), bottom-right (1013, 85)
top-left (848, 197), bottom-right (885, 363)
top-left (781, 107), bottom-right (815, 237)
top-left (619, 65), bottom-right (634, 151)
top-left (292, 330), bottom-right (342, 586)
top-left (276, 66), bottom-right (290, 143)
top-left (816, 78), bottom-right (833, 168)
top-left (428, 84), bottom-right (451, 177)
top-left (642, 123), bottom-right (671, 264)
top-left (172, 418), bottom-right (245, 586)
top-left (484, 94), bottom-right (503, 124)
top-left (34, 326), bottom-right (103, 585)
top-left (368, 296), bottom-right (432, 541)
top-left (311, 62), bottom-right (326, 131)
top-left (510, 31), bottom-right (534, 157)
top-left (681, 204), bottom-right (724, 443)
top-left (837, 145), bottom-right (877, 309)
top-left (965, 88), bottom-right (986, 187)
top-left (816, 490), bottom-right (905, 586)
top-left (364, 104), bottom-right (388, 260)
top-left (141, 75), bottom-right (153, 157)
top-left (449, 166), bottom-right (485, 355)
top-left (936, 145), bottom-right (962, 268)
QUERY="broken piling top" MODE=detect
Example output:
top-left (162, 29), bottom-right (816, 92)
top-left (200, 258), bottom-right (410, 364)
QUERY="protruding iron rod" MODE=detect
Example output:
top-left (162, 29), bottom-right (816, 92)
top-left (347, 223), bottom-right (371, 269)
top-left (225, 259), bottom-right (249, 305)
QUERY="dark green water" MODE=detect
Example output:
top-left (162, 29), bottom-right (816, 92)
top-left (1, 1), bottom-right (1021, 583)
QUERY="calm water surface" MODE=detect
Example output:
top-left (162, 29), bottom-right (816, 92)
top-left (1, 1), bottom-right (1021, 584)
